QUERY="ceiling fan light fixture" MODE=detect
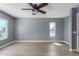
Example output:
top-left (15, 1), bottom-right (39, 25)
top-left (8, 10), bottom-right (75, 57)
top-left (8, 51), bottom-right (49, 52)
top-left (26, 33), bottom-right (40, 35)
top-left (32, 12), bottom-right (36, 15)
top-left (32, 9), bottom-right (38, 15)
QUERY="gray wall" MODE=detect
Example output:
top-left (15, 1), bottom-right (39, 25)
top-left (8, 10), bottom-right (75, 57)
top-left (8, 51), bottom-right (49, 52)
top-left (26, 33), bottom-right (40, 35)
top-left (64, 16), bottom-right (72, 43)
top-left (15, 18), bottom-right (64, 41)
top-left (0, 11), bottom-right (14, 46)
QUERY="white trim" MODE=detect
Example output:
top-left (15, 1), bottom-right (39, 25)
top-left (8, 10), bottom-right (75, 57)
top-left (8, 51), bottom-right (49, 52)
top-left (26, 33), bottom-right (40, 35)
top-left (69, 48), bottom-right (77, 52)
top-left (14, 40), bottom-right (65, 42)
top-left (63, 41), bottom-right (70, 45)
top-left (77, 13), bottom-right (78, 52)
top-left (14, 40), bottom-right (54, 42)
top-left (0, 41), bottom-right (14, 49)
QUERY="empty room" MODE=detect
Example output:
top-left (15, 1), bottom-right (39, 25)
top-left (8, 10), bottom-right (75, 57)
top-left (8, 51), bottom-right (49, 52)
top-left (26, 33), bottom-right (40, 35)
top-left (0, 3), bottom-right (79, 56)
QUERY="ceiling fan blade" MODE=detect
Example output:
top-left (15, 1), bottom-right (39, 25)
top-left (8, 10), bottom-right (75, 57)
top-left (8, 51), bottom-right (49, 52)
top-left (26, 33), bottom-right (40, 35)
top-left (29, 3), bottom-right (34, 8)
top-left (22, 8), bottom-right (33, 10)
top-left (38, 9), bottom-right (46, 14)
top-left (37, 3), bottom-right (48, 9)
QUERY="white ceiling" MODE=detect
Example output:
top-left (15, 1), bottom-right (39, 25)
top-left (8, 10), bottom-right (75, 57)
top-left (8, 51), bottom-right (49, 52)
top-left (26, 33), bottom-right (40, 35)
top-left (0, 3), bottom-right (79, 18)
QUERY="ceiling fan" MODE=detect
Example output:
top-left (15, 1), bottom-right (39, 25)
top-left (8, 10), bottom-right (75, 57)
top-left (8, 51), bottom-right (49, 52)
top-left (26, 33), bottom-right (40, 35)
top-left (22, 3), bottom-right (48, 15)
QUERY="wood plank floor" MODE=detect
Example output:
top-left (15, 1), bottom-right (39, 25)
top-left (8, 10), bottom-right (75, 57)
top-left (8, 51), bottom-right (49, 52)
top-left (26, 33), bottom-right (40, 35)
top-left (0, 42), bottom-right (79, 56)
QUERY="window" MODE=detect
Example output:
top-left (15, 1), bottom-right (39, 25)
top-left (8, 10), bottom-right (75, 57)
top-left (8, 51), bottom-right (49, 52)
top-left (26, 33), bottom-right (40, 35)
top-left (0, 18), bottom-right (8, 40)
top-left (50, 22), bottom-right (56, 37)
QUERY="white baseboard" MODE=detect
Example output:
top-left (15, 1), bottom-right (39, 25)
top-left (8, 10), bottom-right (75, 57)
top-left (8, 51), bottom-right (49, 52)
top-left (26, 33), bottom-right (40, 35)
top-left (14, 40), bottom-right (54, 42)
top-left (69, 48), bottom-right (77, 52)
top-left (14, 39), bottom-right (67, 42)
top-left (14, 39), bottom-right (71, 43)
top-left (63, 41), bottom-right (70, 45)
top-left (0, 41), bottom-right (14, 49)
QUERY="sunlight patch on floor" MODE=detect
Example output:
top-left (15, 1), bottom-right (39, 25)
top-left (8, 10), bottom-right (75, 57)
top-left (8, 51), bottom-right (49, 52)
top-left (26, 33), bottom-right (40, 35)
top-left (53, 43), bottom-right (63, 46)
